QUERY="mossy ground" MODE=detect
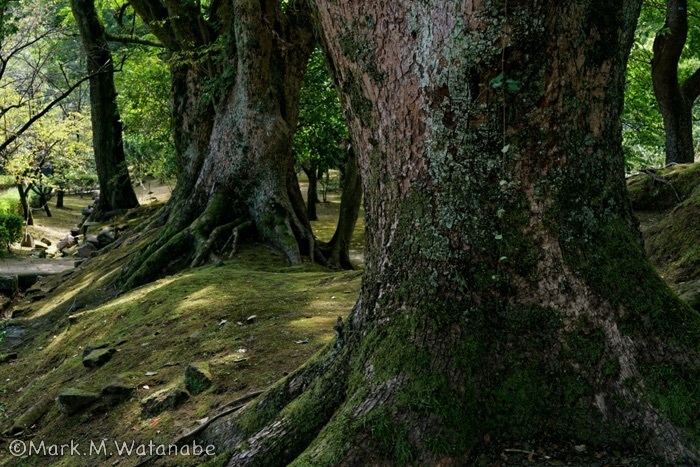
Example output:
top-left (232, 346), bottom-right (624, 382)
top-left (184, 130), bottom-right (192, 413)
top-left (627, 163), bottom-right (700, 308)
top-left (0, 184), bottom-right (362, 466)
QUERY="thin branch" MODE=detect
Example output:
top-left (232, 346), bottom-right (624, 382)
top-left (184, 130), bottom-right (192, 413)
top-left (0, 67), bottom-right (109, 156)
top-left (105, 31), bottom-right (164, 48)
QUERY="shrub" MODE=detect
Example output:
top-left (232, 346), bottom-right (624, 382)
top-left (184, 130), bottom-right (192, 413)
top-left (0, 189), bottom-right (21, 216)
top-left (0, 213), bottom-right (23, 251)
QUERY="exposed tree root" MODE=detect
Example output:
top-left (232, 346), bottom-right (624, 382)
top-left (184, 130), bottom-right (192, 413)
top-left (118, 191), bottom-right (327, 291)
top-left (191, 219), bottom-right (248, 268)
top-left (200, 340), bottom-right (350, 466)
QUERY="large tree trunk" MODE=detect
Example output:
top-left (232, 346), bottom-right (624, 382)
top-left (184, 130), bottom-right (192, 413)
top-left (652, 0), bottom-right (699, 164)
top-left (199, 1), bottom-right (700, 464)
top-left (321, 147), bottom-right (361, 269)
top-left (71, 0), bottom-right (139, 213)
top-left (120, 0), bottom-right (316, 289)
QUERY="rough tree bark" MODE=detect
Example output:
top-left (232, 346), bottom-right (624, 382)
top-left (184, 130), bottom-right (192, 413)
top-left (15, 180), bottom-right (33, 226)
top-left (120, 0), bottom-right (317, 288)
top-left (199, 1), bottom-right (700, 464)
top-left (301, 162), bottom-right (320, 221)
top-left (71, 0), bottom-right (140, 213)
top-left (652, 0), bottom-right (700, 164)
top-left (320, 146), bottom-right (361, 269)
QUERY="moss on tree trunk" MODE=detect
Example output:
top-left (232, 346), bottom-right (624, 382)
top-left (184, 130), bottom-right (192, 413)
top-left (120, 0), bottom-right (318, 289)
top-left (194, 1), bottom-right (700, 464)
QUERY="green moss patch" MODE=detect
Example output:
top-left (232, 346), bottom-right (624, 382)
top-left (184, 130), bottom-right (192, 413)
top-left (627, 163), bottom-right (700, 309)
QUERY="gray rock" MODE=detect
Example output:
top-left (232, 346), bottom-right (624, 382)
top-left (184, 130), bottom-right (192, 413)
top-left (77, 242), bottom-right (98, 258)
top-left (184, 362), bottom-right (213, 395)
top-left (82, 345), bottom-right (116, 368)
top-left (56, 234), bottom-right (77, 251)
top-left (101, 382), bottom-right (135, 397)
top-left (101, 382), bottom-right (135, 404)
top-left (57, 388), bottom-right (100, 414)
top-left (85, 235), bottom-right (100, 247)
top-left (97, 228), bottom-right (115, 246)
top-left (141, 387), bottom-right (189, 417)
top-left (82, 207), bottom-right (93, 217)
top-left (0, 274), bottom-right (18, 295)
top-left (40, 237), bottom-right (52, 246)
top-left (70, 227), bottom-right (81, 237)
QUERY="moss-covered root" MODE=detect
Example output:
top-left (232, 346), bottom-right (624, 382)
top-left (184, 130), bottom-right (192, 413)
top-left (200, 344), bottom-right (348, 467)
top-left (120, 228), bottom-right (196, 290)
top-left (190, 219), bottom-right (248, 268)
top-left (253, 199), bottom-right (327, 267)
top-left (119, 195), bottom-right (231, 290)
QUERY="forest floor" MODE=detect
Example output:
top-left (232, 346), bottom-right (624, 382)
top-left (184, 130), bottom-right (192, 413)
top-left (0, 166), bottom-right (697, 466)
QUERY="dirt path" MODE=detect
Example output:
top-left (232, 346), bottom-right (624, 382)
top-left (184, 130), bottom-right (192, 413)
top-left (0, 257), bottom-right (75, 275)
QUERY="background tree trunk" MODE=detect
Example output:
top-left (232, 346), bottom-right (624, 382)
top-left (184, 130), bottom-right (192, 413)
top-left (16, 182), bottom-right (32, 226)
top-left (322, 147), bottom-right (361, 269)
top-left (71, 0), bottom-right (139, 213)
top-left (302, 162), bottom-right (319, 221)
top-left (120, 0), bottom-right (317, 289)
top-left (652, 0), bottom-right (699, 164)
top-left (201, 1), bottom-right (700, 464)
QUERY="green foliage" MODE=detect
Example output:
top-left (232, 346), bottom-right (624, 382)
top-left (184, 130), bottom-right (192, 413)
top-left (294, 48), bottom-right (348, 175)
top-left (116, 47), bottom-right (176, 182)
top-left (0, 211), bottom-right (23, 249)
top-left (0, 188), bottom-right (20, 216)
top-left (623, 1), bottom-right (700, 170)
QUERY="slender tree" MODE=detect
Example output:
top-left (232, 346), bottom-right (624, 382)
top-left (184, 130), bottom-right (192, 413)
top-left (652, 0), bottom-right (700, 164)
top-left (71, 0), bottom-right (139, 213)
top-left (320, 146), bottom-right (361, 269)
top-left (119, 0), bottom-right (316, 288)
top-left (198, 1), bottom-right (700, 464)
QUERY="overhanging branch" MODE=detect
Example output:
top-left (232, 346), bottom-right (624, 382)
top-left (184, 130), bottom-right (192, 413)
top-left (105, 31), bottom-right (164, 48)
top-left (0, 67), bottom-right (109, 156)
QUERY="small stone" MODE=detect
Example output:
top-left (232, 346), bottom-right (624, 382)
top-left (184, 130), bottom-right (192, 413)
top-left (85, 235), bottom-right (100, 247)
top-left (246, 315), bottom-right (257, 324)
top-left (57, 388), bottom-right (100, 415)
top-left (101, 382), bottom-right (135, 400)
top-left (40, 237), bottom-right (52, 246)
top-left (97, 228), bottom-right (115, 246)
top-left (184, 362), bottom-right (213, 395)
top-left (82, 207), bottom-right (93, 217)
top-left (57, 234), bottom-right (77, 251)
top-left (82, 346), bottom-right (116, 368)
top-left (0, 274), bottom-right (18, 296)
top-left (33, 241), bottom-right (48, 250)
top-left (141, 387), bottom-right (189, 417)
top-left (77, 242), bottom-right (98, 258)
